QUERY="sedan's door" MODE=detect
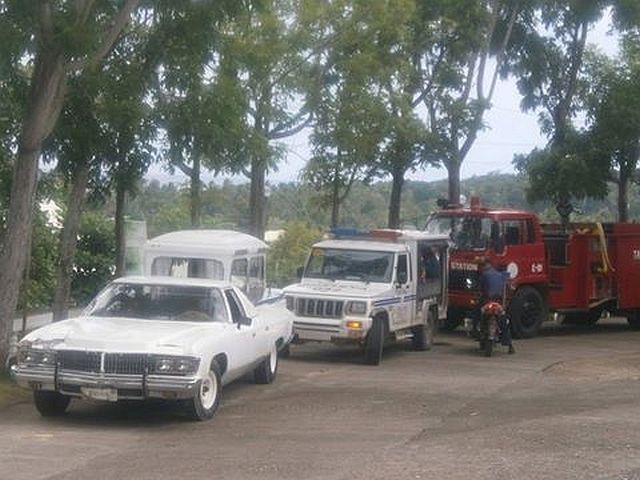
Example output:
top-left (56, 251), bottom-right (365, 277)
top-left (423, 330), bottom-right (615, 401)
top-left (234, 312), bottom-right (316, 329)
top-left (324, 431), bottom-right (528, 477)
top-left (224, 288), bottom-right (259, 375)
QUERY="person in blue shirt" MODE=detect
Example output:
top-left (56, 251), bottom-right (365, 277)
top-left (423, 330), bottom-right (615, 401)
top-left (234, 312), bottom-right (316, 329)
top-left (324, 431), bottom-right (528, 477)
top-left (478, 258), bottom-right (515, 354)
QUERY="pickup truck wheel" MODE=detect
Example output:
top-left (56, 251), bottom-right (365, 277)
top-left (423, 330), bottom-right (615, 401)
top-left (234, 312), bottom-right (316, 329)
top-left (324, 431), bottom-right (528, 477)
top-left (412, 309), bottom-right (435, 351)
top-left (185, 364), bottom-right (222, 421)
top-left (364, 317), bottom-right (385, 365)
top-left (509, 286), bottom-right (547, 338)
top-left (441, 309), bottom-right (463, 331)
top-left (254, 343), bottom-right (278, 384)
top-left (33, 391), bottom-right (70, 417)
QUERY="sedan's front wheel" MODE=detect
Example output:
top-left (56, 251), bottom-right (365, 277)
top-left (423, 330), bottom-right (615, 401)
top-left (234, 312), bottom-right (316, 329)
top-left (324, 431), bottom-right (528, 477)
top-left (33, 391), bottom-right (70, 417)
top-left (185, 364), bottom-right (222, 421)
top-left (254, 343), bottom-right (278, 384)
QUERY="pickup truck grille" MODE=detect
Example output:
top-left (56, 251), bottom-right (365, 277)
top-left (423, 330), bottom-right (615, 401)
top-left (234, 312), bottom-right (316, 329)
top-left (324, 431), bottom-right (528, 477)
top-left (295, 298), bottom-right (344, 318)
top-left (58, 351), bottom-right (147, 375)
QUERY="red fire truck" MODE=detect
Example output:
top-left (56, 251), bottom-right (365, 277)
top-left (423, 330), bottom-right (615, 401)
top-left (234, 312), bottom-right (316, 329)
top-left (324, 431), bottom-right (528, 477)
top-left (425, 198), bottom-right (640, 338)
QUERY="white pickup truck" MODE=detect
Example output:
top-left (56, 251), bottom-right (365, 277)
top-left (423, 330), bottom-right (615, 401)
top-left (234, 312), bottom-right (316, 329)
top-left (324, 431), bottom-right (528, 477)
top-left (283, 229), bottom-right (449, 365)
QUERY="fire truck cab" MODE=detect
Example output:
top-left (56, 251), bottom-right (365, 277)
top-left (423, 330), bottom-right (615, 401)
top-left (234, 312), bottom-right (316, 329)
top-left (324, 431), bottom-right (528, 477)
top-left (425, 198), bottom-right (640, 338)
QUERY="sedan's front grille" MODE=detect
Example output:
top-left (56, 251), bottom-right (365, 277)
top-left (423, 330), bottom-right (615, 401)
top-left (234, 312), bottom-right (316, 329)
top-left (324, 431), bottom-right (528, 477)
top-left (295, 298), bottom-right (344, 318)
top-left (104, 353), bottom-right (147, 375)
top-left (59, 350), bottom-right (101, 373)
top-left (58, 351), bottom-right (147, 375)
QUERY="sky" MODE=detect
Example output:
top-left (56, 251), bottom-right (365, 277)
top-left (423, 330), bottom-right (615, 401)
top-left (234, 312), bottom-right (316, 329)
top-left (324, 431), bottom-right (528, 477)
top-left (147, 11), bottom-right (621, 187)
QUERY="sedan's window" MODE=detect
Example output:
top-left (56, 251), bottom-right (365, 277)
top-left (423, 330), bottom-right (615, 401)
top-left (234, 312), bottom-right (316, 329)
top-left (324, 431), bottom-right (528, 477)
top-left (225, 289), bottom-right (246, 324)
top-left (88, 283), bottom-right (225, 323)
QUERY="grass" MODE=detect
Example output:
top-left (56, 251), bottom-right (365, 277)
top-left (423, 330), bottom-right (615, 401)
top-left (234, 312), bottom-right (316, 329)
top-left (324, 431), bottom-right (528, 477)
top-left (0, 371), bottom-right (29, 410)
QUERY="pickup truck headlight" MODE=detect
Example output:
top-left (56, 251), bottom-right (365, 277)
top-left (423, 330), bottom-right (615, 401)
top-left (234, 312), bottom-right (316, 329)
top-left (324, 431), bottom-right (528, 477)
top-left (150, 356), bottom-right (200, 376)
top-left (18, 349), bottom-right (56, 367)
top-left (285, 296), bottom-right (295, 311)
top-left (346, 301), bottom-right (367, 315)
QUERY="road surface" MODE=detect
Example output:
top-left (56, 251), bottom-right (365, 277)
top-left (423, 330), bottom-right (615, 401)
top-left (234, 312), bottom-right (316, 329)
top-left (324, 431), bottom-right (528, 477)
top-left (1, 318), bottom-right (640, 480)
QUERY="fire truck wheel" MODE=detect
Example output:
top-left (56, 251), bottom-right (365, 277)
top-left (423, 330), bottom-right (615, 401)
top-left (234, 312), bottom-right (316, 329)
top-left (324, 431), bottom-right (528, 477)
top-left (412, 309), bottom-right (435, 351)
top-left (441, 309), bottom-right (464, 331)
top-left (509, 286), bottom-right (547, 338)
top-left (364, 316), bottom-right (386, 365)
top-left (627, 312), bottom-right (640, 329)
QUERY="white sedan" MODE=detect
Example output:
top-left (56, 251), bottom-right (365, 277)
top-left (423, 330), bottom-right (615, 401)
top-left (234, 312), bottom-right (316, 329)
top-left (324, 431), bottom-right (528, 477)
top-left (11, 276), bottom-right (293, 421)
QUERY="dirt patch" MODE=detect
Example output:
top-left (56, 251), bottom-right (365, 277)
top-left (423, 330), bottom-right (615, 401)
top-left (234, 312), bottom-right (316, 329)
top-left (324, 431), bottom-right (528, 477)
top-left (543, 353), bottom-right (640, 382)
top-left (0, 372), bottom-right (29, 410)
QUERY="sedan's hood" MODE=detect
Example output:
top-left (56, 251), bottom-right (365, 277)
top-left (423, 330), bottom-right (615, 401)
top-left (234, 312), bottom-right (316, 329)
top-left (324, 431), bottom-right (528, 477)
top-left (21, 316), bottom-right (223, 355)
top-left (284, 280), bottom-right (393, 300)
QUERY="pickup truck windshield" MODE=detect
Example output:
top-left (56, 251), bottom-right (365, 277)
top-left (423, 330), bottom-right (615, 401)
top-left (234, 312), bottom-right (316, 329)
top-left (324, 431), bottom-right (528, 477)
top-left (87, 283), bottom-right (229, 323)
top-left (305, 248), bottom-right (394, 283)
top-left (426, 215), bottom-right (495, 251)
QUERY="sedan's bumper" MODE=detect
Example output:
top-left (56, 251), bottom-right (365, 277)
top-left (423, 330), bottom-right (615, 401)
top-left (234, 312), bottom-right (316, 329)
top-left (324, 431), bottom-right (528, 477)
top-left (11, 365), bottom-right (199, 401)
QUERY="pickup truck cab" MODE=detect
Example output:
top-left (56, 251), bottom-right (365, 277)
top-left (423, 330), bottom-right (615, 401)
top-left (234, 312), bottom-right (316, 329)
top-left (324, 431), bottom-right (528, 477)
top-left (283, 229), bottom-right (449, 365)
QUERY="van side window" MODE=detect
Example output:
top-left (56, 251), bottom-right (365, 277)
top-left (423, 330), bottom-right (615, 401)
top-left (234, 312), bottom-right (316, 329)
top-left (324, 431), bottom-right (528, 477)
top-left (151, 257), bottom-right (224, 280)
top-left (249, 256), bottom-right (264, 279)
top-left (231, 258), bottom-right (248, 292)
top-left (225, 289), bottom-right (246, 323)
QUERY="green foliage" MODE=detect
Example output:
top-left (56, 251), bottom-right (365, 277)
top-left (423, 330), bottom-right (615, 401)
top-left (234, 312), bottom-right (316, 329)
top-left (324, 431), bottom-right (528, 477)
top-left (266, 222), bottom-right (323, 287)
top-left (71, 211), bottom-right (116, 305)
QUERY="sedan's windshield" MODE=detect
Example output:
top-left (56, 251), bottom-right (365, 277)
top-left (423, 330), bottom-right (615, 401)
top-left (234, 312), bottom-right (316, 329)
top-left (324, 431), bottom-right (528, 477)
top-left (426, 215), bottom-right (496, 251)
top-left (304, 248), bottom-right (394, 283)
top-left (87, 283), bottom-right (229, 323)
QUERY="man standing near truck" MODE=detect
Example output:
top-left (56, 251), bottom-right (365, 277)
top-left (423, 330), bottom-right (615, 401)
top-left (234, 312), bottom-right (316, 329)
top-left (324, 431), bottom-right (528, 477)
top-left (478, 258), bottom-right (515, 354)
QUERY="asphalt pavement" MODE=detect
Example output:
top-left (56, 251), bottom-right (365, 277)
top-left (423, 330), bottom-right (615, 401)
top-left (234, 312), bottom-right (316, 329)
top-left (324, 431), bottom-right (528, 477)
top-left (1, 317), bottom-right (640, 480)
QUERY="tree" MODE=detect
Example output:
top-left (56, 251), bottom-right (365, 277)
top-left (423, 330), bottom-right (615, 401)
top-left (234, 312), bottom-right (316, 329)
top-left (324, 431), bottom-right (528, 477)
top-left (583, 35), bottom-right (640, 222)
top-left (0, 0), bottom-right (141, 368)
top-left (223, 0), bottom-right (317, 238)
top-left (510, 0), bottom-right (608, 225)
top-left (411, 0), bottom-right (523, 204)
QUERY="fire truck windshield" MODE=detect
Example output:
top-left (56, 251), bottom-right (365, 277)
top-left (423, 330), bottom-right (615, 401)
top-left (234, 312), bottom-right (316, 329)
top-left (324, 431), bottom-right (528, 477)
top-left (426, 215), bottom-right (495, 251)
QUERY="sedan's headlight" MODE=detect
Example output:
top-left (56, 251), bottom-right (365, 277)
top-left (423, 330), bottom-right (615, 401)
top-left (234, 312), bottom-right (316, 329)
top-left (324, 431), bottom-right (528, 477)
top-left (18, 349), bottom-right (56, 367)
top-left (149, 356), bottom-right (200, 376)
top-left (346, 301), bottom-right (368, 315)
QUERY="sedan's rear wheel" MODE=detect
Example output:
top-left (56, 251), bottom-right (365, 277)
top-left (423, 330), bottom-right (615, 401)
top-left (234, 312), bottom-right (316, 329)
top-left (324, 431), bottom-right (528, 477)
top-left (185, 364), bottom-right (222, 421)
top-left (33, 391), bottom-right (70, 417)
top-left (254, 343), bottom-right (278, 384)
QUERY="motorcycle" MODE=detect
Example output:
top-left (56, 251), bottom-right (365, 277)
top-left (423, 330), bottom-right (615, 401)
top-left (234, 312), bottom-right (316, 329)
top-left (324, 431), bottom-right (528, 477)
top-left (464, 300), bottom-right (512, 357)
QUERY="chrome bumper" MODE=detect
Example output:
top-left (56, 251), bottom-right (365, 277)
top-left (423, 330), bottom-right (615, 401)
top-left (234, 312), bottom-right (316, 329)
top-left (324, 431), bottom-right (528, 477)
top-left (11, 365), bottom-right (199, 400)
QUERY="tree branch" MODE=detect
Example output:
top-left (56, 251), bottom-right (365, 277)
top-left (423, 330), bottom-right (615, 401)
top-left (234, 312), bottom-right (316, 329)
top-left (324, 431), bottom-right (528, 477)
top-left (173, 158), bottom-right (193, 177)
top-left (66, 0), bottom-right (141, 72)
top-left (268, 112), bottom-right (313, 140)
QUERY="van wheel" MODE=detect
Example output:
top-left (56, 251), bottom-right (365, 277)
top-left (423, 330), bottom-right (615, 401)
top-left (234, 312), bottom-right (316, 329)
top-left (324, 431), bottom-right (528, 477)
top-left (509, 286), bottom-right (547, 338)
top-left (185, 363), bottom-right (222, 421)
top-left (412, 310), bottom-right (435, 351)
top-left (33, 391), bottom-right (70, 417)
top-left (254, 343), bottom-right (278, 384)
top-left (364, 317), bottom-right (385, 365)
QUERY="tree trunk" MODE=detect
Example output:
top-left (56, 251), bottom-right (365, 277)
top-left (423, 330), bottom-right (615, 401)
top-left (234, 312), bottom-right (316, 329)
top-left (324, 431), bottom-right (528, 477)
top-left (618, 172), bottom-right (629, 223)
top-left (52, 159), bottom-right (91, 322)
top-left (387, 167), bottom-right (405, 229)
top-left (249, 155), bottom-right (266, 239)
top-left (190, 155), bottom-right (201, 227)
top-left (114, 182), bottom-right (127, 277)
top-left (0, 51), bottom-right (66, 368)
top-left (330, 171), bottom-right (340, 229)
top-left (447, 160), bottom-right (461, 205)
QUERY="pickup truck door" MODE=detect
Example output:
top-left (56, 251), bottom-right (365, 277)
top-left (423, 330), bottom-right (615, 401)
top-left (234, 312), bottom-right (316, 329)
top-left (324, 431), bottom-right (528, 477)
top-left (393, 253), bottom-right (415, 329)
top-left (224, 288), bottom-right (259, 374)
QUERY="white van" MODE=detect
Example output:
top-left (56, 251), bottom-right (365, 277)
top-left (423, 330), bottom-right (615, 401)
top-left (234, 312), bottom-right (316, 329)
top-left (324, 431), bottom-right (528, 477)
top-left (143, 230), bottom-right (268, 304)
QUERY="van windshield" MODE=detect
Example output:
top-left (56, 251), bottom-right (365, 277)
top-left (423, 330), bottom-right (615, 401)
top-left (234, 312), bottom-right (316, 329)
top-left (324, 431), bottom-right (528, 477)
top-left (304, 248), bottom-right (394, 283)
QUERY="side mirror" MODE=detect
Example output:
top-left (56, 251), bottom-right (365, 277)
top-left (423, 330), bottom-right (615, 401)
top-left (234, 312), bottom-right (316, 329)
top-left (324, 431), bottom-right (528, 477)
top-left (397, 271), bottom-right (408, 285)
top-left (236, 316), bottom-right (252, 328)
top-left (296, 266), bottom-right (304, 280)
